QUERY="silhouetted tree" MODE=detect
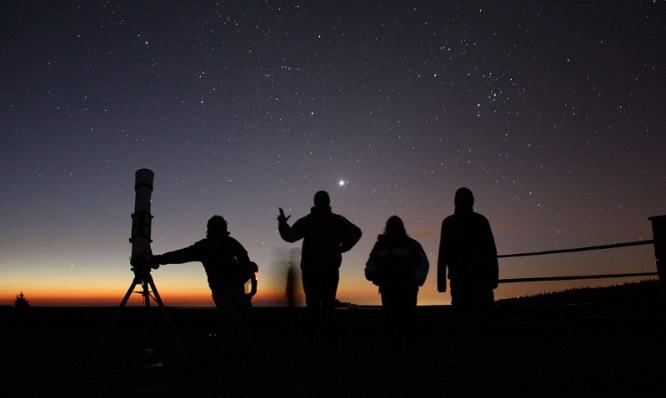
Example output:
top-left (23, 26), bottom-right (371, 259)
top-left (15, 292), bottom-right (29, 308)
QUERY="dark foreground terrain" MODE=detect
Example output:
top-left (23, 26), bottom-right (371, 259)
top-left (3, 286), bottom-right (666, 397)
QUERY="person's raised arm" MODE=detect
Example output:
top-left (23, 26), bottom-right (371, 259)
top-left (277, 207), bottom-right (303, 243)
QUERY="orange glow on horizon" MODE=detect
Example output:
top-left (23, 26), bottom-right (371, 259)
top-left (3, 274), bottom-right (654, 307)
top-left (1, 286), bottom-right (302, 307)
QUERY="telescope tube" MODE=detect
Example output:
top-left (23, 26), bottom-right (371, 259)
top-left (130, 169), bottom-right (154, 270)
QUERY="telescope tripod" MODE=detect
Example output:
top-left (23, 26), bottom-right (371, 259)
top-left (89, 267), bottom-right (188, 365)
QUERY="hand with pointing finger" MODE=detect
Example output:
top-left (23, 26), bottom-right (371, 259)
top-left (277, 207), bottom-right (291, 224)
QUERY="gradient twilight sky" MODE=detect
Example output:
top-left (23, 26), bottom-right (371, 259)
top-left (1, 1), bottom-right (665, 307)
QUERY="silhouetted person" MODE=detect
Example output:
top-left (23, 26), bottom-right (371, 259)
top-left (286, 265), bottom-right (297, 308)
top-left (278, 191), bottom-right (362, 345)
top-left (365, 216), bottom-right (429, 347)
top-left (150, 215), bottom-right (255, 351)
top-left (437, 187), bottom-right (498, 365)
top-left (285, 247), bottom-right (301, 308)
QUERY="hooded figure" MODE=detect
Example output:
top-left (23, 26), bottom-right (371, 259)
top-left (437, 188), bottom-right (498, 307)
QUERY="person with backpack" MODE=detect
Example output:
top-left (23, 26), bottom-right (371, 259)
top-left (150, 215), bottom-right (256, 350)
top-left (365, 216), bottom-right (429, 345)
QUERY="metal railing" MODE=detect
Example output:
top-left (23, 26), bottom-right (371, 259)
top-left (497, 234), bottom-right (662, 284)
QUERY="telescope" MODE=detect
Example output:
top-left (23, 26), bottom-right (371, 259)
top-left (130, 168), bottom-right (154, 272)
top-left (88, 168), bottom-right (188, 365)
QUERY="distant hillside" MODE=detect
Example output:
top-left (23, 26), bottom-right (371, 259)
top-left (496, 279), bottom-right (664, 306)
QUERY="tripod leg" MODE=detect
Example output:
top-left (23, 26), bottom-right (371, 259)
top-left (138, 278), bottom-right (155, 328)
top-left (88, 276), bottom-right (141, 365)
top-left (147, 276), bottom-right (189, 363)
top-left (142, 279), bottom-right (152, 309)
top-left (111, 275), bottom-right (141, 325)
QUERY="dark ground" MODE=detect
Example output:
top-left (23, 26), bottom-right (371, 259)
top-left (2, 293), bottom-right (666, 397)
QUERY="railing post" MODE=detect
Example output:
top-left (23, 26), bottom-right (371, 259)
top-left (648, 215), bottom-right (666, 284)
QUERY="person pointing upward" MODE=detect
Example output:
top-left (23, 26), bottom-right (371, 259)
top-left (277, 191), bottom-right (362, 346)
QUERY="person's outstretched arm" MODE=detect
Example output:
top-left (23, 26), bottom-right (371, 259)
top-left (151, 243), bottom-right (201, 268)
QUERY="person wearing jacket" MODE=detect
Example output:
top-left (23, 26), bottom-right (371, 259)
top-left (277, 190), bottom-right (362, 345)
top-left (437, 187), bottom-right (498, 306)
top-left (365, 216), bottom-right (429, 345)
top-left (150, 215), bottom-right (254, 350)
top-left (365, 216), bottom-right (429, 306)
top-left (437, 187), bottom-right (498, 365)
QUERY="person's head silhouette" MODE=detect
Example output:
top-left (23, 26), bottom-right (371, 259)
top-left (384, 215), bottom-right (407, 236)
top-left (314, 191), bottom-right (330, 208)
top-left (454, 187), bottom-right (474, 211)
top-left (207, 215), bottom-right (229, 238)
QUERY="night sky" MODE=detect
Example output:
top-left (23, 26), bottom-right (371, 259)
top-left (2, 1), bottom-right (665, 307)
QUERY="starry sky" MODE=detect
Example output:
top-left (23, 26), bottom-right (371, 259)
top-left (2, 1), bottom-right (665, 307)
